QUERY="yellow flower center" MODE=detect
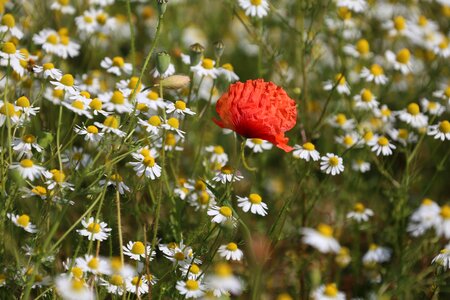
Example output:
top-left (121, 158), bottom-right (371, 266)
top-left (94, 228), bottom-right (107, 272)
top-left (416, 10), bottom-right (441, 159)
top-left (175, 100), bottom-right (187, 110)
top-left (110, 91), bottom-right (125, 104)
top-left (85, 125), bottom-right (99, 134)
top-left (444, 86), bottom-right (450, 98)
top-left (335, 73), bottom-right (346, 85)
top-left (71, 267), bottom-right (83, 279)
top-left (22, 134), bottom-right (35, 144)
top-left (110, 257), bottom-right (122, 271)
top-left (328, 156), bottom-right (339, 166)
top-left (2, 42), bottom-right (16, 54)
top-left (60, 35), bottom-right (70, 45)
top-left (112, 56), bottom-right (124, 67)
top-left (195, 180), bottom-right (206, 191)
top-left (222, 63), bottom-right (234, 71)
top-left (354, 202), bottom-right (365, 213)
top-left (249, 193), bottom-right (262, 204)
top-left (185, 279), bottom-right (199, 290)
top-left (128, 77), bottom-right (141, 91)
top-left (46, 34), bottom-right (58, 45)
top-left (110, 274), bottom-right (124, 286)
top-left (17, 214), bottom-right (30, 227)
top-left (363, 131), bottom-right (373, 142)
top-left (317, 224), bottom-right (333, 237)
top-left (174, 251), bottom-right (185, 261)
top-left (147, 91), bottom-right (159, 100)
top-left (324, 283), bottom-right (338, 297)
top-left (356, 39), bottom-right (370, 55)
top-left (71, 279), bottom-right (85, 291)
top-left (148, 115), bottom-right (161, 127)
top-left (103, 116), bottom-right (119, 128)
top-left (215, 262), bottom-right (232, 277)
top-left (202, 58), bottom-right (214, 70)
top-left (377, 136), bottom-right (389, 146)
top-left (343, 136), bottom-right (354, 146)
top-left (41, 63), bottom-right (55, 71)
top-left (51, 169), bottom-right (65, 182)
top-left (167, 117), bottom-right (179, 129)
top-left (136, 103), bottom-right (149, 112)
top-left (110, 173), bottom-right (123, 181)
top-left (0, 103), bottom-right (15, 116)
top-left (393, 16), bottom-right (406, 31)
top-left (88, 98), bottom-right (102, 110)
top-left (1, 14), bottom-right (15, 28)
top-left (20, 159), bottom-right (34, 168)
top-left (84, 15), bottom-right (93, 23)
top-left (338, 7), bottom-right (351, 20)
top-left (252, 138), bottom-right (263, 144)
top-left (370, 64), bottom-right (384, 76)
top-left (189, 264), bottom-right (200, 274)
top-left (441, 205), bottom-right (450, 219)
top-left (60, 74), bottom-right (74, 87)
top-left (226, 242), bottom-right (238, 251)
top-left (143, 156), bottom-right (155, 167)
top-left (96, 13), bottom-right (107, 25)
top-left (131, 241), bottom-right (145, 255)
top-left (131, 276), bottom-right (142, 286)
top-left (58, 0), bottom-right (70, 5)
top-left (396, 48), bottom-right (410, 64)
top-left (16, 96), bottom-right (30, 108)
top-left (87, 257), bottom-right (99, 269)
top-left (213, 145), bottom-right (224, 154)
top-left (439, 120), bottom-right (450, 133)
top-left (398, 129), bottom-right (408, 140)
top-left (422, 198), bottom-right (433, 206)
top-left (32, 186), bottom-right (47, 196)
top-left (219, 206), bottom-right (232, 217)
top-left (369, 243), bottom-right (378, 250)
top-left (418, 15), bottom-right (427, 26)
top-left (302, 142), bottom-right (315, 151)
top-left (407, 103), bottom-right (420, 115)
top-left (71, 100), bottom-right (84, 110)
top-left (198, 191), bottom-right (210, 204)
top-left (53, 89), bottom-right (64, 99)
top-left (87, 222), bottom-right (101, 233)
top-left (336, 113), bottom-right (347, 125)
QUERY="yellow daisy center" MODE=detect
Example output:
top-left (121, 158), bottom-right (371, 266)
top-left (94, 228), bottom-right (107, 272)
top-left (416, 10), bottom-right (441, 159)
top-left (16, 96), bottom-right (30, 108)
top-left (398, 129), bottom-right (409, 140)
top-left (46, 34), bottom-right (59, 45)
top-left (328, 156), bottom-right (339, 166)
top-left (213, 145), bottom-right (224, 154)
top-left (110, 274), bottom-right (124, 286)
top-left (335, 73), bottom-right (346, 85)
top-left (303, 142), bottom-right (315, 151)
top-left (0, 103), bottom-right (15, 116)
top-left (251, 0), bottom-right (262, 5)
top-left (96, 13), bottom-right (107, 25)
top-left (418, 15), bottom-right (427, 26)
top-left (356, 39), bottom-right (370, 55)
top-left (87, 257), bottom-right (99, 269)
top-left (131, 241), bottom-right (145, 255)
top-left (343, 135), bottom-right (354, 146)
top-left (174, 251), bottom-right (185, 261)
top-left (148, 115), bottom-right (161, 127)
top-left (128, 76), bottom-right (141, 90)
top-left (87, 222), bottom-right (101, 233)
top-left (71, 100), bottom-right (84, 110)
top-left (394, 16), bottom-right (406, 31)
top-left (439, 120), bottom-right (450, 133)
top-left (143, 156), bottom-right (155, 167)
top-left (32, 186), bottom-right (47, 196)
top-left (226, 242), bottom-right (238, 251)
top-left (219, 206), bottom-right (232, 217)
top-left (215, 262), bottom-right (232, 277)
top-left (317, 224), bottom-right (333, 237)
top-left (444, 86), bottom-right (450, 98)
top-left (147, 91), bottom-right (159, 100)
top-left (338, 7), bottom-right (352, 20)
top-left (89, 98), bottom-right (102, 110)
top-left (336, 113), bottom-right (347, 125)
top-left (441, 205), bottom-right (450, 219)
top-left (202, 58), bottom-right (214, 70)
top-left (112, 56), bottom-right (124, 67)
top-left (396, 48), bottom-right (410, 64)
top-left (20, 159), bottom-right (34, 168)
top-left (189, 264), bottom-right (200, 274)
top-left (361, 89), bottom-right (373, 102)
top-left (71, 279), bottom-right (85, 291)
top-left (422, 198), bottom-right (433, 206)
top-left (2, 42), bottom-right (16, 54)
top-left (58, 0), bottom-right (70, 5)
top-left (377, 136), bottom-right (389, 146)
top-left (252, 138), bottom-right (263, 144)
top-left (324, 283), bottom-right (338, 297)
top-left (53, 89), bottom-right (64, 99)
top-left (407, 103), bottom-right (420, 115)
top-left (175, 100), bottom-right (186, 110)
top-left (369, 243), bottom-right (378, 250)
top-left (17, 214), bottom-right (30, 227)
top-left (363, 131), bottom-right (373, 142)
top-left (167, 117), bottom-right (179, 129)
top-left (71, 267), bottom-right (83, 279)
top-left (84, 15), bottom-right (93, 23)
top-left (195, 180), bottom-right (206, 191)
top-left (22, 134), bottom-right (36, 144)
top-left (110, 91), bottom-right (125, 104)
top-left (354, 202), bottom-right (365, 213)
top-left (249, 193), bottom-right (262, 204)
top-left (60, 74), bottom-right (74, 87)
top-left (2, 14), bottom-right (15, 28)
top-left (103, 116), bottom-right (119, 128)
top-left (222, 63), bottom-right (234, 71)
top-left (185, 279), bottom-right (199, 291)
top-left (198, 191), bottom-right (210, 205)
top-left (131, 276), bottom-right (142, 286)
top-left (370, 64), bottom-right (383, 76)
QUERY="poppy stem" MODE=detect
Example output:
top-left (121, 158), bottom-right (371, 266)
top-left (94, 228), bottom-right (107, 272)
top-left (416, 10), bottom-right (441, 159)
top-left (241, 139), bottom-right (257, 172)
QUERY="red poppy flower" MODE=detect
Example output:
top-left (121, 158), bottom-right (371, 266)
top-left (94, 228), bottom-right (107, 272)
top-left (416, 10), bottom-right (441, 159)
top-left (213, 79), bottom-right (297, 152)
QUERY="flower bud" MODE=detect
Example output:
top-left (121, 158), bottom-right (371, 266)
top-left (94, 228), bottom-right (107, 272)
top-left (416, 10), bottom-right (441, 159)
top-left (213, 40), bottom-right (224, 59)
top-left (189, 43), bottom-right (204, 66)
top-left (156, 51), bottom-right (171, 75)
top-left (157, 0), bottom-right (168, 15)
top-left (158, 75), bottom-right (190, 89)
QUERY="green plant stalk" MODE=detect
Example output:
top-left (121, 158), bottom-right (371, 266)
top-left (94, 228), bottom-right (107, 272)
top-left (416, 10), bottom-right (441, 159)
top-left (126, 0), bottom-right (136, 73)
top-left (116, 188), bottom-right (124, 264)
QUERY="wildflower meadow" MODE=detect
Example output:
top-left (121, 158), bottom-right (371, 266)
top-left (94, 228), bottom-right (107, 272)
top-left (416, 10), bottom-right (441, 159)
top-left (0, 0), bottom-right (450, 299)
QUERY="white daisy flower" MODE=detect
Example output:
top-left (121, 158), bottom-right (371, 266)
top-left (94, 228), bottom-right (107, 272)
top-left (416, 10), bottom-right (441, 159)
top-left (432, 85), bottom-right (450, 104)
top-left (245, 138), bottom-right (273, 153)
top-left (50, 73), bottom-right (78, 96)
top-left (100, 275), bottom-right (126, 296)
top-left (12, 134), bottom-right (43, 159)
top-left (301, 224), bottom-right (341, 253)
top-left (166, 100), bottom-right (196, 117)
top-left (212, 165), bottom-right (244, 184)
top-left (100, 56), bottom-right (132, 76)
top-left (0, 102), bottom-right (20, 126)
top-left (75, 9), bottom-right (98, 34)
top-left (311, 283), bottom-right (345, 300)
top-left (43, 169), bottom-right (74, 191)
top-left (204, 262), bottom-right (243, 297)
top-left (123, 241), bottom-right (154, 261)
top-left (176, 279), bottom-right (205, 299)
top-left (75, 255), bottom-right (109, 275)
top-left (237, 193), bottom-right (268, 216)
top-left (432, 249), bottom-right (450, 269)
top-left (94, 115), bottom-right (126, 137)
top-left (180, 264), bottom-right (202, 280)
top-left (207, 205), bottom-right (236, 225)
top-left (374, 104), bottom-right (395, 124)
top-left (128, 152), bottom-right (162, 180)
top-left (55, 275), bottom-right (94, 300)
top-left (346, 202), bottom-right (374, 223)
top-left (383, 15), bottom-right (407, 38)
top-left (161, 117), bottom-right (186, 138)
top-left (50, 0), bottom-right (76, 14)
top-left (323, 73), bottom-right (351, 95)
top-left (351, 160), bottom-right (371, 173)
top-left (343, 38), bottom-right (372, 58)
top-left (138, 116), bottom-right (162, 135)
top-left (9, 159), bottom-right (45, 181)
top-left (125, 276), bottom-right (149, 296)
top-left (397, 103), bottom-right (428, 128)
top-left (385, 48), bottom-right (413, 74)
top-left (99, 90), bottom-right (133, 114)
top-left (44, 87), bottom-right (67, 105)
top-left (33, 62), bottom-right (63, 80)
top-left (320, 153), bottom-right (344, 175)
top-left (427, 120), bottom-right (450, 141)
top-left (190, 58), bottom-right (219, 79)
top-left (407, 198), bottom-right (440, 237)
top-left (388, 128), bottom-right (418, 146)
top-left (0, 14), bottom-right (24, 39)
top-left (100, 173), bottom-right (130, 194)
top-left (359, 64), bottom-right (388, 85)
top-left (335, 132), bottom-right (361, 149)
top-left (368, 135), bottom-right (396, 156)
top-left (238, 0), bottom-right (269, 19)
top-left (353, 88), bottom-right (379, 110)
top-left (20, 185), bottom-right (48, 200)
top-left (7, 213), bottom-right (38, 233)
top-left (218, 242), bottom-right (244, 261)
top-left (434, 205), bottom-right (450, 239)
top-left (362, 244), bottom-right (392, 265)
top-left (219, 63), bottom-right (239, 82)
top-left (74, 124), bottom-right (104, 143)
top-left (76, 217), bottom-right (112, 241)
top-left (336, 0), bottom-right (367, 12)
top-left (161, 242), bottom-right (200, 267)
top-left (136, 90), bottom-right (166, 112)
top-left (205, 145), bottom-right (229, 166)
top-left (62, 99), bottom-right (93, 118)
top-left (328, 113), bottom-right (355, 131)
top-left (0, 42), bottom-right (24, 72)
top-left (420, 98), bottom-right (445, 116)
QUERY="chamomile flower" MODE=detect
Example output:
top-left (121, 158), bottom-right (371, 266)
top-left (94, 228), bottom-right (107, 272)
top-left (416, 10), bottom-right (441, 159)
top-left (55, 276), bottom-right (94, 300)
top-left (88, 98), bottom-right (109, 116)
top-left (191, 58), bottom-right (219, 79)
top-left (123, 241), bottom-right (153, 261)
top-left (33, 62), bottom-right (63, 80)
top-left (301, 224), bottom-right (341, 253)
top-left (245, 138), bottom-right (273, 153)
top-left (20, 185), bottom-right (48, 200)
top-left (50, 0), bottom-right (76, 14)
top-left (7, 213), bottom-right (38, 233)
top-left (388, 128), bottom-right (418, 146)
top-left (385, 48), bottom-right (413, 74)
top-left (74, 124), bottom-right (104, 143)
top-left (100, 275), bottom-right (126, 296)
top-left (100, 173), bottom-right (130, 194)
top-left (12, 134), bottom-right (43, 159)
top-left (212, 165), bottom-right (244, 184)
top-left (77, 217), bottom-right (112, 241)
top-left (347, 202), bottom-right (374, 222)
top-left (434, 205), bottom-right (450, 239)
top-left (335, 247), bottom-right (351, 268)
top-left (218, 242), bottom-right (244, 261)
top-left (166, 100), bottom-right (196, 117)
top-left (99, 90), bottom-right (133, 114)
top-left (205, 145), bottom-right (229, 166)
top-left (323, 73), bottom-right (350, 95)
top-left (354, 88), bottom-right (379, 110)
top-left (0, 14), bottom-right (24, 39)
top-left (63, 99), bottom-right (93, 118)
top-left (43, 169), bottom-right (74, 191)
top-left (9, 159), bottom-right (45, 181)
top-left (75, 9), bottom-right (98, 34)
top-left (369, 136), bottom-right (396, 156)
top-left (408, 198), bottom-right (440, 237)
top-left (432, 249), bottom-right (450, 269)
top-left (237, 193), bottom-right (268, 216)
top-left (335, 132), bottom-right (361, 149)
top-left (374, 104), bottom-right (395, 123)
top-left (51, 73), bottom-right (78, 96)
top-left (189, 190), bottom-right (217, 211)
top-left (162, 242), bottom-right (200, 267)
top-left (100, 56), bottom-right (132, 76)
top-left (94, 115), bottom-right (126, 137)
top-left (397, 103), bottom-right (428, 128)
top-left (362, 244), bottom-right (392, 265)
top-left (219, 63), bottom-right (239, 82)
top-left (432, 85), bottom-right (450, 104)
top-left (328, 113), bottom-right (355, 130)
top-left (0, 102), bottom-right (20, 126)
top-left (434, 37), bottom-right (450, 58)
top-left (61, 147), bottom-right (90, 171)
top-left (343, 38), bottom-right (372, 58)
top-left (427, 120), bottom-right (450, 141)
top-left (205, 262), bottom-right (243, 297)
top-left (161, 117), bottom-right (186, 138)
top-left (128, 152), bottom-right (162, 180)
top-left (320, 153), bottom-right (344, 175)
top-left (136, 90), bottom-right (166, 111)
top-left (336, 0), bottom-right (367, 12)
top-left (44, 88), bottom-right (67, 105)
top-left (15, 96), bottom-right (40, 120)
top-left (125, 276), bottom-right (149, 296)
top-left (176, 279), bottom-right (205, 299)
top-left (420, 98), bottom-right (445, 116)
top-left (360, 64), bottom-right (388, 85)
top-left (384, 15), bottom-right (407, 37)
top-left (311, 283), bottom-right (345, 300)
top-left (292, 142), bottom-right (320, 161)
top-left (238, 0), bottom-right (269, 19)
top-left (75, 255), bottom-right (109, 275)
top-left (351, 160), bottom-right (371, 173)
top-left (181, 264), bottom-right (202, 280)
top-left (0, 42), bottom-right (24, 71)
top-left (207, 205), bottom-right (236, 225)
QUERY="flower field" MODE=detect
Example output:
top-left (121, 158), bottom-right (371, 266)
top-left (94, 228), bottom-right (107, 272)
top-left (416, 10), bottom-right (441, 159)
top-left (0, 0), bottom-right (449, 299)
